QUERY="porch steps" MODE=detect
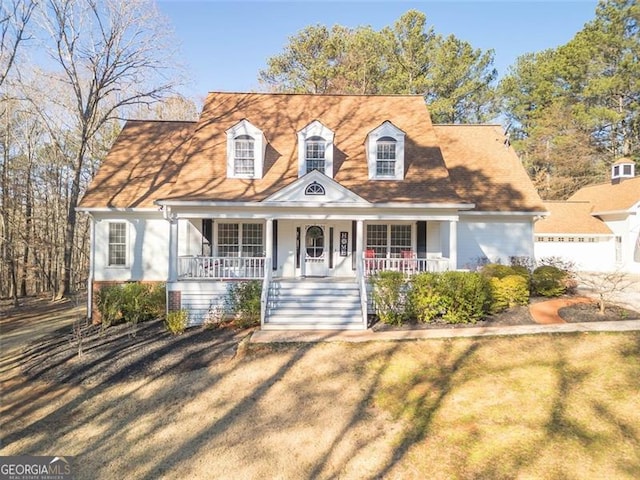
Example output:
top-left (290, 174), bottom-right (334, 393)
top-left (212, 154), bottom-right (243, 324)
top-left (263, 279), bottom-right (364, 330)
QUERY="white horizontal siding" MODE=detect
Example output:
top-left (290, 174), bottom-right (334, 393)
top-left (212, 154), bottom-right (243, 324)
top-left (458, 216), bottom-right (535, 269)
top-left (168, 281), bottom-right (233, 326)
top-left (534, 238), bottom-right (615, 272)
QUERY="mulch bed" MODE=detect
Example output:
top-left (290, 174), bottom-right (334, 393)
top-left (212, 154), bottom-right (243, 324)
top-left (372, 297), bottom-right (640, 332)
top-left (559, 302), bottom-right (640, 323)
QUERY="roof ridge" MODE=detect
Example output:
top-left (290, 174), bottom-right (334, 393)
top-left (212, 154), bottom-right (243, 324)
top-left (206, 91), bottom-right (424, 98)
top-left (125, 119), bottom-right (198, 124)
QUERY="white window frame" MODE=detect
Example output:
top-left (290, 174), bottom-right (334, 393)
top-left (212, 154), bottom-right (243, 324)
top-left (107, 221), bottom-right (128, 267)
top-left (233, 134), bottom-right (255, 176)
top-left (365, 223), bottom-right (412, 258)
top-left (297, 120), bottom-right (334, 178)
top-left (611, 161), bottom-right (635, 180)
top-left (215, 222), bottom-right (264, 257)
top-left (376, 136), bottom-right (397, 177)
top-left (226, 119), bottom-right (265, 179)
top-left (366, 121), bottom-right (405, 180)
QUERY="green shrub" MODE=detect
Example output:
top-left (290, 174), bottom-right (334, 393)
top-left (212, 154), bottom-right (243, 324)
top-left (480, 263), bottom-right (518, 279)
top-left (438, 271), bottom-right (493, 324)
top-left (95, 282), bottom-right (166, 327)
top-left (490, 275), bottom-right (530, 313)
top-left (95, 285), bottom-right (124, 327)
top-left (532, 266), bottom-right (567, 297)
top-left (165, 309), bottom-right (188, 335)
top-left (228, 280), bottom-right (262, 328)
top-left (408, 273), bottom-right (449, 323)
top-left (371, 271), bottom-right (409, 325)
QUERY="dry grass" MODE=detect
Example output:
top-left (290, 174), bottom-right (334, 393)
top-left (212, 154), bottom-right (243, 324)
top-left (2, 328), bottom-right (639, 479)
top-left (371, 334), bottom-right (640, 479)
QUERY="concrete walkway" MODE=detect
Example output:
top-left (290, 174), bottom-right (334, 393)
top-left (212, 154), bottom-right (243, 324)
top-left (251, 295), bottom-right (640, 344)
top-left (250, 320), bottom-right (640, 343)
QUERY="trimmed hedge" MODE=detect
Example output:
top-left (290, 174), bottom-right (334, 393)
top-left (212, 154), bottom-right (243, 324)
top-left (532, 266), bottom-right (567, 297)
top-left (490, 275), bottom-right (530, 313)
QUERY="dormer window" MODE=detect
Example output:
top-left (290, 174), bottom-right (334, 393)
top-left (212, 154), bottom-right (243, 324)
top-left (305, 136), bottom-right (326, 174)
top-left (234, 135), bottom-right (255, 176)
top-left (367, 121), bottom-right (405, 180)
top-left (376, 137), bottom-right (397, 177)
top-left (226, 119), bottom-right (265, 179)
top-left (297, 120), bottom-right (334, 178)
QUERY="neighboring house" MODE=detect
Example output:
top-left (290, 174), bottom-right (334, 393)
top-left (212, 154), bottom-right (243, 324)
top-left (534, 157), bottom-right (640, 274)
top-left (78, 92), bottom-right (545, 330)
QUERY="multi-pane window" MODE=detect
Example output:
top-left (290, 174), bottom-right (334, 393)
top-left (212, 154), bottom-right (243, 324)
top-left (389, 225), bottom-right (411, 257)
top-left (218, 223), bottom-right (239, 257)
top-left (366, 224), bottom-right (412, 258)
top-left (242, 223), bottom-right (264, 257)
top-left (234, 135), bottom-right (255, 176)
top-left (108, 222), bottom-right (127, 266)
top-left (366, 225), bottom-right (387, 258)
top-left (217, 223), bottom-right (263, 257)
top-left (376, 137), bottom-right (396, 177)
top-left (305, 136), bottom-right (326, 174)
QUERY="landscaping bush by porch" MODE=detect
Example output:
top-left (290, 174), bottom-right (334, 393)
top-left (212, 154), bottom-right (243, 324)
top-left (371, 271), bottom-right (409, 325)
top-left (227, 280), bottom-right (262, 328)
top-left (95, 282), bottom-right (166, 327)
top-left (372, 270), bottom-right (493, 325)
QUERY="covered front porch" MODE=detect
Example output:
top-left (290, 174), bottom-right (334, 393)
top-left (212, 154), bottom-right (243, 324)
top-left (163, 211), bottom-right (459, 329)
top-left (169, 218), bottom-right (457, 282)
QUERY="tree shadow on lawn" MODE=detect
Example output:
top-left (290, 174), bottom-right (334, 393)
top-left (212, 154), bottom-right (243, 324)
top-left (3, 317), bottom-right (640, 479)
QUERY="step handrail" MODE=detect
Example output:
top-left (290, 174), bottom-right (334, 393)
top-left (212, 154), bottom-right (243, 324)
top-left (260, 257), bottom-right (272, 328)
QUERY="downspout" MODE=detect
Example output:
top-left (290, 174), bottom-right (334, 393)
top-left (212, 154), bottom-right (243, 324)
top-left (87, 214), bottom-right (95, 320)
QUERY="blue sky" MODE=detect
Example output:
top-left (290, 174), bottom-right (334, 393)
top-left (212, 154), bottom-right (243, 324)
top-left (157, 0), bottom-right (600, 99)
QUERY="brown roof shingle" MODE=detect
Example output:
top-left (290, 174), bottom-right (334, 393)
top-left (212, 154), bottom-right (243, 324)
top-left (80, 93), bottom-right (546, 213)
top-left (79, 120), bottom-right (196, 209)
top-left (568, 177), bottom-right (640, 212)
top-left (434, 125), bottom-right (546, 212)
top-left (168, 92), bottom-right (464, 204)
top-left (534, 201), bottom-right (612, 235)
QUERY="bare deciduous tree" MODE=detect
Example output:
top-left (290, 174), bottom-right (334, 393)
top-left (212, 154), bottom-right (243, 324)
top-left (0, 0), bottom-right (36, 89)
top-left (30, 0), bottom-right (182, 298)
top-left (577, 270), bottom-right (635, 314)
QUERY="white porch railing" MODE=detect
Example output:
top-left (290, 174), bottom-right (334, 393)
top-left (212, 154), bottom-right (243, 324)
top-left (364, 257), bottom-right (450, 277)
top-left (178, 256), bottom-right (266, 280)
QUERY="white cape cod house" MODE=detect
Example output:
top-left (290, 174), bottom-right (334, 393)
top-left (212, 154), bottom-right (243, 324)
top-left (78, 93), bottom-right (546, 330)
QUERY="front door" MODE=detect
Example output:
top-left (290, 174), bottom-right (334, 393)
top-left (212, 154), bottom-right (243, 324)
top-left (304, 225), bottom-right (327, 276)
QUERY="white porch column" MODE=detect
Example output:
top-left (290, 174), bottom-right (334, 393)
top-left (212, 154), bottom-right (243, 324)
top-left (265, 218), bottom-right (273, 267)
top-left (356, 220), bottom-right (364, 276)
top-left (168, 216), bottom-right (178, 282)
top-left (449, 219), bottom-right (458, 270)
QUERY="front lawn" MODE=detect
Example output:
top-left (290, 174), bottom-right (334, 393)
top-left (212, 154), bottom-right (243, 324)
top-left (3, 324), bottom-right (639, 479)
